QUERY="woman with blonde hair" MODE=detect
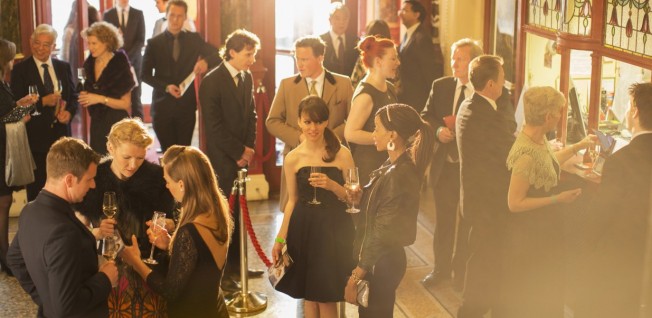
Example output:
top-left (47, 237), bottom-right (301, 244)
top-left (77, 118), bottom-right (174, 316)
top-left (500, 86), bottom-right (595, 317)
top-left (78, 21), bottom-right (135, 155)
top-left (122, 146), bottom-right (232, 318)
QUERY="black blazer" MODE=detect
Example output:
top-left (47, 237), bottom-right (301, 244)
top-left (198, 62), bottom-right (256, 191)
top-left (143, 30), bottom-right (220, 113)
top-left (7, 190), bottom-right (112, 318)
top-left (398, 23), bottom-right (440, 112)
top-left (456, 93), bottom-right (516, 224)
top-left (320, 32), bottom-right (359, 77)
top-left (103, 7), bottom-right (145, 74)
top-left (10, 57), bottom-right (78, 153)
top-left (577, 133), bottom-right (652, 317)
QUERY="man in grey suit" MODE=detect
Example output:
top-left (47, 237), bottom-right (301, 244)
top-left (199, 29), bottom-right (261, 289)
top-left (103, 0), bottom-right (145, 119)
top-left (320, 2), bottom-right (358, 76)
top-left (7, 138), bottom-right (118, 318)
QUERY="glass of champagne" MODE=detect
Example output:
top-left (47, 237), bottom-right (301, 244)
top-left (77, 67), bottom-right (86, 92)
top-left (103, 192), bottom-right (117, 219)
top-left (345, 167), bottom-right (360, 213)
top-left (308, 166), bottom-right (322, 205)
top-left (143, 211), bottom-right (167, 265)
top-left (102, 236), bottom-right (119, 261)
top-left (28, 85), bottom-right (40, 116)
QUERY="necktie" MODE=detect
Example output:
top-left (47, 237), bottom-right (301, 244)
top-left (237, 73), bottom-right (246, 100)
top-left (454, 85), bottom-right (466, 115)
top-left (337, 36), bottom-right (345, 61)
top-left (309, 80), bottom-right (318, 96)
top-left (121, 9), bottom-right (127, 30)
top-left (400, 32), bottom-right (408, 51)
top-left (172, 34), bottom-right (180, 61)
top-left (41, 64), bottom-right (54, 94)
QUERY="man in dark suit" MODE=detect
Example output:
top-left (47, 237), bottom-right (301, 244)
top-left (152, 0), bottom-right (196, 37)
top-left (456, 55), bottom-right (515, 318)
top-left (397, 0), bottom-right (442, 112)
top-left (7, 137), bottom-right (118, 318)
top-left (320, 2), bottom-right (359, 77)
top-left (199, 29), bottom-right (261, 290)
top-left (575, 83), bottom-right (652, 318)
top-left (142, 0), bottom-right (220, 152)
top-left (420, 38), bottom-right (483, 290)
top-left (103, 0), bottom-right (145, 119)
top-left (11, 24), bottom-right (78, 202)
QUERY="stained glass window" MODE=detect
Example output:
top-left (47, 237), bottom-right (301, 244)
top-left (604, 0), bottom-right (652, 58)
top-left (560, 0), bottom-right (593, 35)
top-left (528, 0), bottom-right (564, 31)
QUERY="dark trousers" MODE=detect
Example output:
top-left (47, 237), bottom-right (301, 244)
top-left (457, 222), bottom-right (505, 318)
top-left (152, 105), bottom-right (195, 152)
top-left (433, 161), bottom-right (469, 277)
top-left (359, 247), bottom-right (406, 318)
top-left (26, 151), bottom-right (47, 201)
top-left (130, 84), bottom-right (143, 120)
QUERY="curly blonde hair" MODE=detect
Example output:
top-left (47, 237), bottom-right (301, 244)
top-left (523, 86), bottom-right (565, 126)
top-left (107, 118), bottom-right (153, 149)
top-left (82, 21), bottom-right (123, 52)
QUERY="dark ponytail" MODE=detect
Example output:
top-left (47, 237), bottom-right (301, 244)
top-left (297, 95), bottom-right (342, 162)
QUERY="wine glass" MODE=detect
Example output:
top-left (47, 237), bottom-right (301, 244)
top-left (28, 85), bottom-right (40, 116)
top-left (103, 192), bottom-right (117, 219)
top-left (77, 68), bottom-right (86, 91)
top-left (102, 236), bottom-right (120, 261)
top-left (590, 145), bottom-right (601, 165)
top-left (143, 211), bottom-right (167, 265)
top-left (345, 167), bottom-right (360, 213)
top-left (308, 166), bottom-right (322, 205)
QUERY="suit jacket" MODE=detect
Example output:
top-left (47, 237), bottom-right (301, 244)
top-left (6, 190), bottom-right (112, 318)
top-left (320, 32), bottom-right (359, 77)
top-left (577, 133), bottom-right (652, 318)
top-left (199, 62), bottom-right (256, 191)
top-left (266, 71), bottom-right (353, 154)
top-left (422, 78), bottom-right (515, 185)
top-left (103, 7), bottom-right (145, 75)
top-left (142, 30), bottom-right (220, 115)
top-left (456, 93), bottom-right (516, 225)
top-left (398, 23), bottom-right (440, 112)
top-left (11, 57), bottom-right (78, 153)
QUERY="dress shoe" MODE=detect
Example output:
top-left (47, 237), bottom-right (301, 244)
top-left (0, 260), bottom-right (13, 277)
top-left (221, 277), bottom-right (241, 293)
top-left (421, 270), bottom-right (450, 288)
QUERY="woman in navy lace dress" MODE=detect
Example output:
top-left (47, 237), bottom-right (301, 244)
top-left (122, 146), bottom-right (233, 318)
top-left (272, 96), bottom-right (356, 318)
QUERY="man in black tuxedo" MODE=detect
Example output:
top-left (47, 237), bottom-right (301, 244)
top-left (199, 29), bottom-right (261, 290)
top-left (575, 83), bottom-right (652, 318)
top-left (320, 2), bottom-right (359, 77)
top-left (397, 0), bottom-right (442, 112)
top-left (142, 0), bottom-right (220, 152)
top-left (11, 24), bottom-right (78, 202)
top-left (7, 137), bottom-right (118, 318)
top-left (456, 55), bottom-right (516, 318)
top-left (103, 0), bottom-right (145, 119)
top-left (420, 38), bottom-right (483, 290)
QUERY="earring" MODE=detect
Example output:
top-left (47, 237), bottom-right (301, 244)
top-left (387, 139), bottom-right (395, 151)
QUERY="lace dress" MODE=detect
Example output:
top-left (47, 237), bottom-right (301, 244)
top-left (499, 133), bottom-right (564, 318)
top-left (276, 166), bottom-right (355, 302)
top-left (147, 223), bottom-right (229, 318)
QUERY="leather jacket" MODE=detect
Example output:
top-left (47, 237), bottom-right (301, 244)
top-left (353, 152), bottom-right (421, 272)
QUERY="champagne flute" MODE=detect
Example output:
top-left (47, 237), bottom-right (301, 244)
top-left (308, 166), bottom-right (322, 205)
top-left (52, 80), bottom-right (64, 127)
top-left (345, 167), bottom-right (360, 213)
top-left (143, 211), bottom-right (167, 265)
top-left (102, 236), bottom-right (120, 261)
top-left (77, 68), bottom-right (86, 91)
top-left (28, 85), bottom-right (40, 116)
top-left (103, 192), bottom-right (118, 219)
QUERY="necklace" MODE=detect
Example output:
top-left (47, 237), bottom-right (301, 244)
top-left (522, 131), bottom-right (545, 145)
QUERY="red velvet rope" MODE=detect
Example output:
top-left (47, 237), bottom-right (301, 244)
top-left (228, 192), bottom-right (273, 268)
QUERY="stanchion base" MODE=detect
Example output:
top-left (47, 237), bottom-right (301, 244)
top-left (225, 291), bottom-right (268, 315)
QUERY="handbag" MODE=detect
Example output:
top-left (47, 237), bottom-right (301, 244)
top-left (4, 121), bottom-right (36, 187)
top-left (356, 279), bottom-right (370, 308)
top-left (268, 244), bottom-right (294, 288)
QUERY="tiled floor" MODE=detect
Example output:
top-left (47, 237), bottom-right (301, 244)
top-left (0, 187), bottom-right (460, 318)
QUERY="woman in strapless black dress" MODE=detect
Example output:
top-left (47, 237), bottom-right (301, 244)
top-left (272, 96), bottom-right (356, 317)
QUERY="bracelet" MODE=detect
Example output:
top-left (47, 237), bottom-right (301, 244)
top-left (104, 97), bottom-right (108, 105)
top-left (550, 195), bottom-right (558, 204)
top-left (275, 237), bottom-right (286, 244)
top-left (435, 126), bottom-right (444, 139)
top-left (350, 271), bottom-right (362, 284)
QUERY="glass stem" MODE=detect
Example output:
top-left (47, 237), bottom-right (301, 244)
top-left (147, 242), bottom-right (156, 260)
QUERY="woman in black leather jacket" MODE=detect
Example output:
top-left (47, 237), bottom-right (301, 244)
top-left (345, 103), bottom-right (434, 317)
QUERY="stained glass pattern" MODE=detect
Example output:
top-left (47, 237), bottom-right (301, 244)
top-left (528, 0), bottom-right (564, 31)
top-left (560, 0), bottom-right (593, 35)
top-left (604, 0), bottom-right (652, 58)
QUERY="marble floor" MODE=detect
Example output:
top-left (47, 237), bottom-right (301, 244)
top-left (0, 186), bottom-right (461, 318)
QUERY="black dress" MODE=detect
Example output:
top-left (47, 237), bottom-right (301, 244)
top-left (147, 223), bottom-right (229, 318)
top-left (276, 166), bottom-right (355, 302)
top-left (83, 49), bottom-right (135, 154)
top-left (351, 82), bottom-right (395, 186)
